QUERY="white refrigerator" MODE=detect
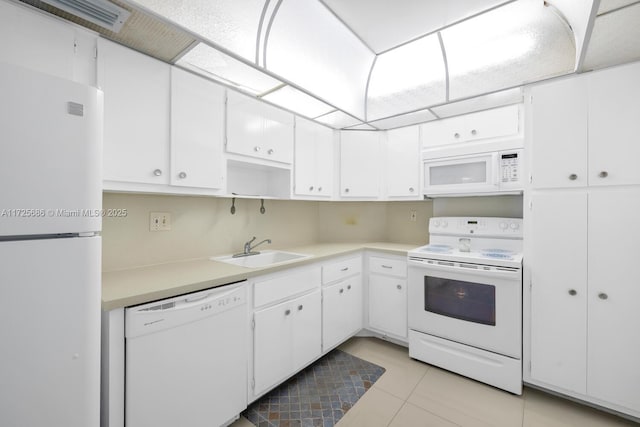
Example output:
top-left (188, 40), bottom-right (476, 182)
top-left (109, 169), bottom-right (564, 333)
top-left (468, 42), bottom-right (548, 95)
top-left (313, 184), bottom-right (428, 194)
top-left (0, 61), bottom-right (102, 427)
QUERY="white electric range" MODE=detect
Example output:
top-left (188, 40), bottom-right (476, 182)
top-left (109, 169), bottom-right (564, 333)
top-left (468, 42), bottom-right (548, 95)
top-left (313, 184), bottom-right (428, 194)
top-left (407, 217), bottom-right (523, 394)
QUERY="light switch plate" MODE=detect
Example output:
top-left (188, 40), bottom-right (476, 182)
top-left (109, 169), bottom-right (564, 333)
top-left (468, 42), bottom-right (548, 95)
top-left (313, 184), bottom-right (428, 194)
top-left (150, 212), bottom-right (171, 231)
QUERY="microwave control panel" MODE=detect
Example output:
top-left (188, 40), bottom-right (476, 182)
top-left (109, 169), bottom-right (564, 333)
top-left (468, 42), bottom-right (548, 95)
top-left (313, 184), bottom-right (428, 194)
top-left (500, 151), bottom-right (521, 183)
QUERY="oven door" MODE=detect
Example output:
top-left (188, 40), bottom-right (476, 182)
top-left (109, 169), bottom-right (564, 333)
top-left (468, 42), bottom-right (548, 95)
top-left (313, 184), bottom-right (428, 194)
top-left (408, 258), bottom-right (521, 358)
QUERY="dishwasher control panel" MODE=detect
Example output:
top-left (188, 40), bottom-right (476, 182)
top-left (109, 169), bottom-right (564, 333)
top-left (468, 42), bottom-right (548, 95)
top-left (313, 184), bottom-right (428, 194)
top-left (125, 281), bottom-right (246, 339)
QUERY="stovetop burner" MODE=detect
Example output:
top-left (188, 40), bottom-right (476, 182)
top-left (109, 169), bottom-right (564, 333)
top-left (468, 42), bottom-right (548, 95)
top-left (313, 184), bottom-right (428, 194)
top-left (419, 244), bottom-right (453, 253)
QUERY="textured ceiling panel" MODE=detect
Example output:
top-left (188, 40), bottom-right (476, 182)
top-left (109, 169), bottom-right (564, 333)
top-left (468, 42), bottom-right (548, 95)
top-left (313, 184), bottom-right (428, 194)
top-left (368, 109), bottom-right (437, 130)
top-left (262, 85), bottom-right (335, 119)
top-left (367, 34), bottom-right (446, 121)
top-left (443, 0), bottom-right (575, 100)
top-left (128, 0), bottom-right (264, 62)
top-left (20, 0), bottom-right (195, 62)
top-left (583, 3), bottom-right (640, 70)
top-left (431, 88), bottom-right (522, 118)
top-left (598, 0), bottom-right (639, 14)
top-left (177, 43), bottom-right (282, 95)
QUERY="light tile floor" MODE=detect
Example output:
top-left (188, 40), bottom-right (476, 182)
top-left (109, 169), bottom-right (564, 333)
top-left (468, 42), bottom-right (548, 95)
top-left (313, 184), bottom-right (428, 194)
top-left (232, 337), bottom-right (639, 427)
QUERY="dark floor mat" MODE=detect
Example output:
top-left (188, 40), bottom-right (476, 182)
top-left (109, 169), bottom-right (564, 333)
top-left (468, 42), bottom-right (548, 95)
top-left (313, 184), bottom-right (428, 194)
top-left (243, 349), bottom-right (386, 427)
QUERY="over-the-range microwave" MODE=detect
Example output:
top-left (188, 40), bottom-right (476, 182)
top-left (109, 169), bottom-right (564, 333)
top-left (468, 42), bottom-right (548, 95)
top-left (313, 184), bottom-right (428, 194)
top-left (423, 149), bottom-right (523, 197)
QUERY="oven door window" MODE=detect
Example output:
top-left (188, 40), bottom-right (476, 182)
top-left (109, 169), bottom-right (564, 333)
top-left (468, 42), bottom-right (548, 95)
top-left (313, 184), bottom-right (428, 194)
top-left (424, 276), bottom-right (495, 326)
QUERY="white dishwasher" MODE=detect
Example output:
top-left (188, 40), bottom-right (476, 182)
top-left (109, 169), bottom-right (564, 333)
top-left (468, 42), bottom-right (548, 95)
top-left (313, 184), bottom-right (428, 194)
top-left (125, 281), bottom-right (247, 427)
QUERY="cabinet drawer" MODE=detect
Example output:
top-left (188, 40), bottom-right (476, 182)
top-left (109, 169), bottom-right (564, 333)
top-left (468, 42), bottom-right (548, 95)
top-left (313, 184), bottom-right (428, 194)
top-left (254, 266), bottom-right (321, 308)
top-left (322, 256), bottom-right (361, 284)
top-left (369, 257), bottom-right (407, 278)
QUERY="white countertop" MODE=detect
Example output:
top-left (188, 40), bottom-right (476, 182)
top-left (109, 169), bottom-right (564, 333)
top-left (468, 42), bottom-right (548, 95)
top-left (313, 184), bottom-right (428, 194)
top-left (102, 242), bottom-right (417, 310)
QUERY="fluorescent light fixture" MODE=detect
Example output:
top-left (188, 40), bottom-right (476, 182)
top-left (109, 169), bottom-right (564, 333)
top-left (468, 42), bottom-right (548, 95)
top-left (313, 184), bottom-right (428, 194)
top-left (431, 88), bottom-right (523, 118)
top-left (262, 86), bottom-right (334, 119)
top-left (131, 0), bottom-right (263, 61)
top-left (41, 0), bottom-right (130, 33)
top-left (314, 111), bottom-right (361, 129)
top-left (368, 109), bottom-right (437, 130)
top-left (178, 43), bottom-right (282, 95)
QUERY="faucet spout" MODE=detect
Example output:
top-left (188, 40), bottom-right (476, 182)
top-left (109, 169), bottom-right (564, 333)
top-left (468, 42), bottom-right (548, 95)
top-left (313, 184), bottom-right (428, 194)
top-left (234, 237), bottom-right (271, 258)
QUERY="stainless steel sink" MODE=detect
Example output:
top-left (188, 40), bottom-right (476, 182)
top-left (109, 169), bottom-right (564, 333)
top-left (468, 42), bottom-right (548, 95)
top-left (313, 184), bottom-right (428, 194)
top-left (211, 250), bottom-right (310, 268)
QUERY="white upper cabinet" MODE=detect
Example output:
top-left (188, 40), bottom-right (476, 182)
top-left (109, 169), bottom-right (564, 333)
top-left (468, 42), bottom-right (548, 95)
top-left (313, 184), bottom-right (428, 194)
top-left (226, 91), bottom-right (294, 164)
top-left (293, 118), bottom-right (334, 198)
top-left (170, 68), bottom-right (225, 190)
top-left (529, 62), bottom-right (640, 190)
top-left (588, 62), bottom-right (640, 187)
top-left (385, 126), bottom-right (420, 198)
top-left (422, 105), bottom-right (520, 149)
top-left (340, 131), bottom-right (381, 198)
top-left (529, 77), bottom-right (588, 189)
top-left (98, 38), bottom-right (170, 185)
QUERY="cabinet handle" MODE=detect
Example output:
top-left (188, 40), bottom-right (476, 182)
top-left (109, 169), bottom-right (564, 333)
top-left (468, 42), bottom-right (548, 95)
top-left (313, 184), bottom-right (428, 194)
top-left (454, 132), bottom-right (460, 139)
top-left (340, 267), bottom-right (349, 271)
top-left (347, 285), bottom-right (351, 290)
top-left (318, 187), bottom-right (322, 192)
top-left (254, 146), bottom-right (261, 152)
top-left (344, 188), bottom-right (350, 193)
top-left (178, 171), bottom-right (187, 179)
top-left (268, 149), bottom-right (274, 155)
top-left (471, 129), bottom-right (477, 136)
top-left (569, 174), bottom-right (577, 181)
top-left (153, 169), bottom-right (162, 177)
top-left (599, 171), bottom-right (608, 178)
top-left (381, 265), bottom-right (392, 269)
top-left (339, 288), bottom-right (344, 294)
top-left (409, 187), bottom-right (414, 193)
top-left (309, 186), bottom-right (314, 191)
top-left (285, 309), bottom-right (291, 316)
top-left (568, 289), bottom-right (577, 296)
top-left (397, 284), bottom-right (402, 290)
top-left (298, 304), bottom-right (303, 311)
top-left (598, 292), bottom-right (608, 300)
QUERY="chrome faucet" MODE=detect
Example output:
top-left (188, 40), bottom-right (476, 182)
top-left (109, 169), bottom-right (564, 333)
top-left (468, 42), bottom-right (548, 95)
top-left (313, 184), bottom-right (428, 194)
top-left (233, 236), bottom-right (271, 258)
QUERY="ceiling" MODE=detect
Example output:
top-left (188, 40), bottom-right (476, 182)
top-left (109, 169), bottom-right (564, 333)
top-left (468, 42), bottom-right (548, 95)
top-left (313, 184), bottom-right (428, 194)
top-left (18, 0), bottom-right (640, 130)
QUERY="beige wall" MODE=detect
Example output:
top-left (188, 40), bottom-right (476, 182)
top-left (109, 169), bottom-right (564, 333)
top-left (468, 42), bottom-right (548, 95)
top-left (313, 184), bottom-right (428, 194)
top-left (102, 193), bottom-right (521, 271)
top-left (102, 193), bottom-right (319, 271)
top-left (102, 194), bottom-right (435, 271)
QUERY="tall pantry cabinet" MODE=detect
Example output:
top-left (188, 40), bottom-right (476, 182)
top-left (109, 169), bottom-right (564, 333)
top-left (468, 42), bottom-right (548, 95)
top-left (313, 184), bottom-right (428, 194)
top-left (524, 61), bottom-right (640, 419)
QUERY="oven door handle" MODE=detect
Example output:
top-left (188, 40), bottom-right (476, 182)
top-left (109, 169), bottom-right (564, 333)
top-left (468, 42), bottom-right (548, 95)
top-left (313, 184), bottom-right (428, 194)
top-left (408, 258), bottom-right (520, 279)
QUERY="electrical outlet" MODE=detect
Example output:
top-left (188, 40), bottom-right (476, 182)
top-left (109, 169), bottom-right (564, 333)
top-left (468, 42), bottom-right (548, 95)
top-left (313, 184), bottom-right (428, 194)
top-left (150, 212), bottom-right (171, 231)
top-left (409, 210), bottom-right (417, 222)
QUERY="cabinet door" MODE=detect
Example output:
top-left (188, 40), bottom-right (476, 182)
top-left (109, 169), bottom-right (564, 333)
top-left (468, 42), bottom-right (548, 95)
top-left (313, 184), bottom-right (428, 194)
top-left (587, 188), bottom-right (640, 411)
top-left (529, 191), bottom-right (587, 394)
top-left (98, 39), bottom-right (170, 184)
top-left (254, 299), bottom-right (293, 396)
top-left (294, 118), bottom-right (333, 198)
top-left (170, 68), bottom-right (224, 189)
top-left (340, 131), bottom-right (380, 198)
top-left (227, 91), bottom-right (293, 164)
top-left (322, 276), bottom-right (362, 351)
top-left (369, 275), bottom-right (407, 338)
top-left (588, 62), bottom-right (640, 186)
top-left (462, 105), bottom-right (519, 143)
top-left (386, 126), bottom-right (420, 197)
top-left (291, 290), bottom-right (322, 372)
top-left (530, 78), bottom-right (588, 189)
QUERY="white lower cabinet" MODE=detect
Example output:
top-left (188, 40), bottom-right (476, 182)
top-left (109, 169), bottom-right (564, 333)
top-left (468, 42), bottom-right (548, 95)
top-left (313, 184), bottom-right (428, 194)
top-left (253, 290), bottom-right (321, 397)
top-left (526, 188), bottom-right (640, 417)
top-left (322, 276), bottom-right (363, 351)
top-left (368, 254), bottom-right (407, 339)
top-left (321, 256), bottom-right (363, 351)
top-left (251, 266), bottom-right (322, 399)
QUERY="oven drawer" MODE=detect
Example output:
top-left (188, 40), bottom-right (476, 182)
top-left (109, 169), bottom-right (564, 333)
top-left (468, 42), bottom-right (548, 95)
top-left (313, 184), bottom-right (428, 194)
top-left (409, 330), bottom-right (522, 395)
top-left (369, 257), bottom-right (406, 278)
top-left (322, 256), bottom-right (361, 284)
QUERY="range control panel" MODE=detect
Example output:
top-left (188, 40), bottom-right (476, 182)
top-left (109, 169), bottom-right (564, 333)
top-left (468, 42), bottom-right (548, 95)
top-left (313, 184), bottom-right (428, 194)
top-left (429, 217), bottom-right (523, 238)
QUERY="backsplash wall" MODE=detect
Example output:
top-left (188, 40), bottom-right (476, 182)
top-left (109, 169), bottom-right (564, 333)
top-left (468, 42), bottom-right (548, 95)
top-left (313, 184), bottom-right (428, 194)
top-left (102, 194), bottom-right (520, 271)
top-left (102, 193), bottom-right (319, 271)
